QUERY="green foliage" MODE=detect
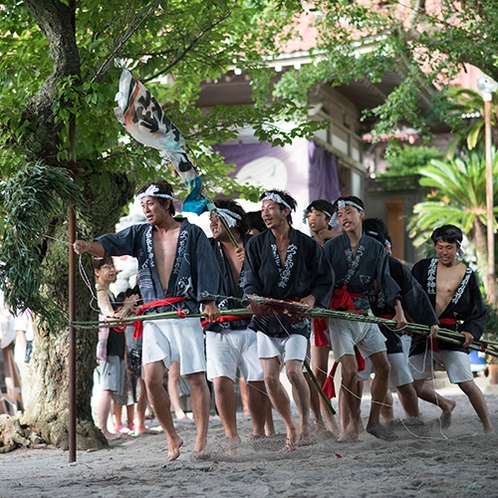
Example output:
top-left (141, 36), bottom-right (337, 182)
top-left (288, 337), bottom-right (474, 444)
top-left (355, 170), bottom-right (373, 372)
top-left (408, 148), bottom-right (498, 249)
top-left (0, 162), bottom-right (83, 320)
top-left (431, 87), bottom-right (498, 158)
top-left (271, 1), bottom-right (498, 139)
top-left (0, 0), bottom-right (322, 198)
top-left (381, 145), bottom-right (442, 177)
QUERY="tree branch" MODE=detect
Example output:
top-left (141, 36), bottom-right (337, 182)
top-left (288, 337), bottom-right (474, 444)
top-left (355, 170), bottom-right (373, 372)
top-left (143, 10), bottom-right (231, 82)
top-left (90, 0), bottom-right (164, 83)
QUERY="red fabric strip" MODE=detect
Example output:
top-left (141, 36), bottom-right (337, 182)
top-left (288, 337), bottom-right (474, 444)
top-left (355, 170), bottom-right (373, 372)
top-left (330, 285), bottom-right (364, 311)
top-left (201, 314), bottom-right (245, 329)
top-left (322, 361), bottom-right (339, 399)
top-left (355, 347), bottom-right (365, 372)
top-left (132, 297), bottom-right (186, 339)
top-left (322, 348), bottom-right (365, 400)
top-left (313, 318), bottom-right (329, 347)
top-left (429, 318), bottom-right (456, 352)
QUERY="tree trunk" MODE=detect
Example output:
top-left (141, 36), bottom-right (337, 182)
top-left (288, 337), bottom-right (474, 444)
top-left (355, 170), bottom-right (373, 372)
top-left (469, 217), bottom-right (488, 293)
top-left (8, 1), bottom-right (138, 450)
top-left (22, 175), bottom-right (136, 450)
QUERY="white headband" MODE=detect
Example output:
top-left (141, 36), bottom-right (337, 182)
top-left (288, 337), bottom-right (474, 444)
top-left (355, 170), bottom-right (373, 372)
top-left (434, 236), bottom-right (464, 258)
top-left (136, 184), bottom-right (173, 201)
top-left (330, 199), bottom-right (364, 227)
top-left (212, 208), bottom-right (241, 228)
top-left (260, 192), bottom-right (292, 210)
top-left (303, 207), bottom-right (333, 227)
top-left (365, 229), bottom-right (392, 253)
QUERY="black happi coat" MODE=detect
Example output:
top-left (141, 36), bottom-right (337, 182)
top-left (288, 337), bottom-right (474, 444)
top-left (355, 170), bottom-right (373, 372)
top-left (370, 256), bottom-right (439, 354)
top-left (244, 227), bottom-right (333, 338)
top-left (204, 234), bottom-right (252, 332)
top-left (410, 257), bottom-right (486, 355)
top-left (97, 219), bottom-right (221, 315)
top-left (323, 232), bottom-right (400, 312)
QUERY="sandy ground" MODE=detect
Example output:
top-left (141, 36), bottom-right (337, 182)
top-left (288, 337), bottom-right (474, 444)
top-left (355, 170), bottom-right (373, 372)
top-left (1, 379), bottom-right (498, 498)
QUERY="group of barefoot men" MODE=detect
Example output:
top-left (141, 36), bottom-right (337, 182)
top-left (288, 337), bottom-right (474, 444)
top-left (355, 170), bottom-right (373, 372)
top-left (73, 179), bottom-right (494, 461)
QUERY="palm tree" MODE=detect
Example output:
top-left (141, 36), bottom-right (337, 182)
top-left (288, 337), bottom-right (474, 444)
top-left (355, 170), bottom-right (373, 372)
top-left (408, 148), bottom-right (498, 293)
top-left (433, 87), bottom-right (498, 157)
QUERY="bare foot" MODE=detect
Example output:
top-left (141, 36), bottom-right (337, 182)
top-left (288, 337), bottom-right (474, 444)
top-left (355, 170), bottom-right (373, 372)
top-left (440, 399), bottom-right (456, 429)
top-left (367, 423), bottom-right (398, 441)
top-left (325, 415), bottom-right (340, 435)
top-left (284, 426), bottom-right (298, 451)
top-left (167, 436), bottom-right (184, 462)
top-left (136, 427), bottom-right (158, 435)
top-left (284, 438), bottom-right (296, 451)
top-left (193, 448), bottom-right (211, 460)
top-left (104, 432), bottom-right (128, 441)
top-left (194, 436), bottom-right (208, 454)
top-left (297, 433), bottom-right (313, 447)
top-left (224, 436), bottom-right (241, 455)
top-left (337, 433), bottom-right (359, 443)
top-left (483, 424), bottom-right (495, 434)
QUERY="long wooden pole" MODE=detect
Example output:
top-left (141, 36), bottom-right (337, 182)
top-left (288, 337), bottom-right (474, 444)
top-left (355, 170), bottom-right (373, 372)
top-left (485, 98), bottom-right (496, 305)
top-left (68, 0), bottom-right (77, 464)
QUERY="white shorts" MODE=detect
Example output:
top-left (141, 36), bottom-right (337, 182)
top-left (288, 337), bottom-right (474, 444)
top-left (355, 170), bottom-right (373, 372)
top-left (328, 318), bottom-right (387, 361)
top-left (206, 329), bottom-right (263, 382)
top-left (358, 352), bottom-right (413, 387)
top-left (142, 317), bottom-right (205, 375)
top-left (409, 350), bottom-right (473, 384)
top-left (257, 332), bottom-right (308, 365)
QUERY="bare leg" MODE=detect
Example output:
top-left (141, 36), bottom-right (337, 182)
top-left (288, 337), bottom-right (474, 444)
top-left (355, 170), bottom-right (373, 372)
top-left (264, 398), bottom-right (275, 436)
top-left (309, 345), bottom-right (326, 427)
top-left (247, 380), bottom-right (268, 437)
top-left (413, 379), bottom-right (456, 427)
top-left (396, 383), bottom-right (420, 419)
top-left (458, 380), bottom-right (495, 434)
top-left (286, 360), bottom-right (311, 440)
top-left (113, 402), bottom-right (123, 429)
top-left (239, 376), bottom-right (251, 416)
top-left (366, 351), bottom-right (393, 438)
top-left (338, 354), bottom-right (362, 441)
top-left (126, 404), bottom-right (135, 430)
top-left (136, 377), bottom-right (156, 434)
top-left (185, 371), bottom-right (211, 453)
top-left (213, 376), bottom-right (240, 444)
top-left (144, 362), bottom-right (183, 461)
top-left (260, 357), bottom-right (298, 450)
top-left (380, 388), bottom-right (395, 422)
top-left (168, 361), bottom-right (187, 420)
top-left (311, 346), bottom-right (338, 433)
top-left (97, 390), bottom-right (119, 440)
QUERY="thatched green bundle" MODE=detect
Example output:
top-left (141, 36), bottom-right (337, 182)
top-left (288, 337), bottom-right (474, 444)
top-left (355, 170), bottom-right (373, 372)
top-left (0, 162), bottom-right (82, 319)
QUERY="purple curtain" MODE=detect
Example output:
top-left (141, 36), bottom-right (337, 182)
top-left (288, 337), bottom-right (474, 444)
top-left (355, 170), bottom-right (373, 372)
top-left (308, 141), bottom-right (341, 203)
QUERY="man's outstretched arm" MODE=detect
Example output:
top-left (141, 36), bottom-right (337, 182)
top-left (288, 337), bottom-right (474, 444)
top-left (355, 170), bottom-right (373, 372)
top-left (73, 239), bottom-right (105, 258)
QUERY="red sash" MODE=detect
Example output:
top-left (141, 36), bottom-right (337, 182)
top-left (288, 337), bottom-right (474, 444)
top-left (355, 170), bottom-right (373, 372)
top-left (201, 314), bottom-right (245, 329)
top-left (314, 287), bottom-right (364, 347)
top-left (330, 285), bottom-right (356, 311)
top-left (132, 297), bottom-right (186, 339)
top-left (429, 318), bottom-right (457, 352)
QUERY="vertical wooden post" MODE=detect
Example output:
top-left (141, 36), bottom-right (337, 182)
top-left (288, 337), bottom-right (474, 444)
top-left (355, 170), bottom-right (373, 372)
top-left (68, 0), bottom-right (77, 463)
top-left (484, 99), bottom-right (496, 305)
